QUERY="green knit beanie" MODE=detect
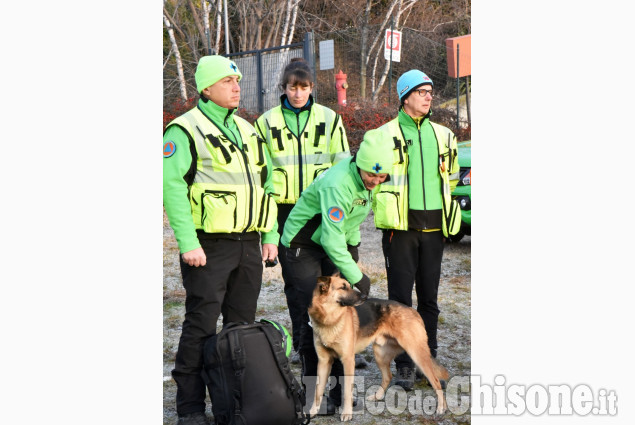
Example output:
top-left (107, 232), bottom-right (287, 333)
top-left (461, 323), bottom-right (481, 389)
top-left (356, 129), bottom-right (394, 174)
top-left (195, 55), bottom-right (242, 93)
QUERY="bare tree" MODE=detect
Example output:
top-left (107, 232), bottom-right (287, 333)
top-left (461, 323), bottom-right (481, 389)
top-left (201, 0), bottom-right (211, 54)
top-left (163, 0), bottom-right (470, 108)
top-left (164, 1), bottom-right (188, 101)
top-left (286, 0), bottom-right (301, 46)
top-left (188, 0), bottom-right (207, 54)
top-left (359, 0), bottom-right (373, 99)
top-left (280, 0), bottom-right (301, 46)
top-left (369, 0), bottom-right (417, 101)
top-left (280, 0), bottom-right (293, 46)
top-left (214, 0), bottom-right (223, 54)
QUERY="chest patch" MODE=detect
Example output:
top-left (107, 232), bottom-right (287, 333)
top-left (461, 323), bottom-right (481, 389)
top-left (163, 141), bottom-right (176, 158)
top-left (327, 206), bottom-right (344, 223)
top-left (352, 199), bottom-right (367, 207)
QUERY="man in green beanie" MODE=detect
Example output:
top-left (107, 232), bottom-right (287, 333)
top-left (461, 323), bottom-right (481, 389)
top-left (280, 133), bottom-right (393, 414)
top-left (163, 55), bottom-right (279, 425)
top-left (370, 69), bottom-right (461, 391)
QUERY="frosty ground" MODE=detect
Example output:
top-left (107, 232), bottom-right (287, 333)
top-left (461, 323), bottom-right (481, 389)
top-left (163, 211), bottom-right (471, 425)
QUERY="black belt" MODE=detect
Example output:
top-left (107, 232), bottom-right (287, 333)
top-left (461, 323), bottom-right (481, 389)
top-left (196, 230), bottom-right (260, 241)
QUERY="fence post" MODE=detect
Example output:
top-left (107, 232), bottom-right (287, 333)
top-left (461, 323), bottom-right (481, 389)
top-left (389, 16), bottom-right (394, 102)
top-left (456, 43), bottom-right (460, 133)
top-left (303, 31), bottom-right (317, 102)
top-left (465, 75), bottom-right (470, 128)
top-left (256, 50), bottom-right (264, 113)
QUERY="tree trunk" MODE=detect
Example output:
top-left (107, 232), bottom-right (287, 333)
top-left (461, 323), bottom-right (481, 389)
top-left (214, 0), bottom-right (222, 54)
top-left (371, 0), bottom-right (417, 102)
top-left (280, 0), bottom-right (292, 46)
top-left (287, 0), bottom-right (301, 45)
top-left (360, 0), bottom-right (372, 99)
top-left (163, 10), bottom-right (188, 101)
top-left (188, 0), bottom-right (207, 52)
top-left (263, 6), bottom-right (281, 48)
top-left (201, 0), bottom-right (213, 54)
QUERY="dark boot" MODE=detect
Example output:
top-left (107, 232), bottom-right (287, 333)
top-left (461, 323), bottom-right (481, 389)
top-left (394, 366), bottom-right (415, 391)
top-left (355, 354), bottom-right (369, 369)
top-left (176, 412), bottom-right (210, 425)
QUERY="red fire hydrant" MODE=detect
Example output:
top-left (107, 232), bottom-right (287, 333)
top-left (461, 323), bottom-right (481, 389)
top-left (335, 70), bottom-right (348, 107)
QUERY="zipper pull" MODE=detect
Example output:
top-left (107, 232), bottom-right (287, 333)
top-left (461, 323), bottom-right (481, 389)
top-left (439, 155), bottom-right (446, 172)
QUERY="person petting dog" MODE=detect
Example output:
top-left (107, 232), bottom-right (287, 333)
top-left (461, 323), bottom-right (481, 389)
top-left (369, 69), bottom-right (461, 391)
top-left (280, 134), bottom-right (394, 414)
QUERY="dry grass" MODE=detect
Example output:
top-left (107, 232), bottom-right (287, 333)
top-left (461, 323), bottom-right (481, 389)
top-left (163, 210), bottom-right (471, 425)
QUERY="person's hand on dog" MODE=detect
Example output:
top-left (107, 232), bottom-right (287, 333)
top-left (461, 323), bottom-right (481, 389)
top-left (353, 274), bottom-right (371, 300)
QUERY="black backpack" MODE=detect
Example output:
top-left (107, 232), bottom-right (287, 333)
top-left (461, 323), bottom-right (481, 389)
top-left (202, 320), bottom-right (310, 425)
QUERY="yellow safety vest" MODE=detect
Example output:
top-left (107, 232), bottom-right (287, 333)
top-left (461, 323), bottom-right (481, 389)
top-left (372, 118), bottom-right (461, 237)
top-left (170, 108), bottom-right (277, 234)
top-left (255, 104), bottom-right (349, 204)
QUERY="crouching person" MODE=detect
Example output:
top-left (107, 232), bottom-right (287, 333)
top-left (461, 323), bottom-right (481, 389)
top-left (280, 134), bottom-right (394, 414)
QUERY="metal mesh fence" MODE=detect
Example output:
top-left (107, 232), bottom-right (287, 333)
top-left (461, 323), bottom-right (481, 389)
top-left (166, 29), bottom-right (470, 131)
top-left (231, 47), bottom-right (304, 113)
top-left (312, 25), bottom-right (468, 111)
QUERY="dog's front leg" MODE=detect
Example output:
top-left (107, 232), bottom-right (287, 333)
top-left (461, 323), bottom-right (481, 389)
top-left (309, 348), bottom-right (333, 417)
top-left (339, 354), bottom-right (356, 421)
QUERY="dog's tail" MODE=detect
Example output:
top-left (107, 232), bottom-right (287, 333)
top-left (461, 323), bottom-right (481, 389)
top-left (430, 357), bottom-right (449, 381)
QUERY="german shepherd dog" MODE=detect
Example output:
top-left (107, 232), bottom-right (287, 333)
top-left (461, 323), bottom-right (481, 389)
top-left (307, 275), bottom-right (448, 421)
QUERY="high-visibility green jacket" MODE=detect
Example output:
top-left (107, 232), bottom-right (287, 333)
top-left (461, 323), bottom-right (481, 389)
top-left (163, 98), bottom-right (278, 254)
top-left (254, 95), bottom-right (350, 205)
top-left (371, 110), bottom-right (461, 237)
top-left (281, 157), bottom-right (372, 284)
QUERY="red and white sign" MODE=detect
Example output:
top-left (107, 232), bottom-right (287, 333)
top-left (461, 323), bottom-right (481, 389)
top-left (384, 29), bottom-right (402, 62)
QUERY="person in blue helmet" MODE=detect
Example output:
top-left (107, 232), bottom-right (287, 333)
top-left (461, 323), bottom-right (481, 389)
top-left (369, 69), bottom-right (461, 391)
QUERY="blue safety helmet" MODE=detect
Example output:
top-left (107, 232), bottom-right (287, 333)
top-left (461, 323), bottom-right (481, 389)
top-left (397, 69), bottom-right (433, 102)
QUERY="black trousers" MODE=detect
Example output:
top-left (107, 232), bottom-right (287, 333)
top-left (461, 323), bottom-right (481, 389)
top-left (276, 205), bottom-right (303, 352)
top-left (282, 246), bottom-right (345, 394)
top-left (382, 229), bottom-right (444, 367)
top-left (172, 236), bottom-right (262, 416)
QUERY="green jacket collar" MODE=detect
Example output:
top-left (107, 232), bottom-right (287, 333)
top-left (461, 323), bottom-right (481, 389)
top-left (398, 107), bottom-right (431, 130)
top-left (197, 96), bottom-right (236, 127)
top-left (280, 94), bottom-right (314, 114)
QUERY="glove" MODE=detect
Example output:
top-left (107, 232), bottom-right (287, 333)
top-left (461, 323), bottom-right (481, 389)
top-left (347, 244), bottom-right (360, 263)
top-left (353, 274), bottom-right (371, 299)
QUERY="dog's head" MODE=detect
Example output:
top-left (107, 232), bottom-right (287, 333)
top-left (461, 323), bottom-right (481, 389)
top-left (315, 275), bottom-right (365, 307)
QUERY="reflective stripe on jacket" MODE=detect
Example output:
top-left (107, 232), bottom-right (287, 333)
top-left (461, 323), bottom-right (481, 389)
top-left (255, 103), bottom-right (350, 204)
top-left (371, 117), bottom-right (461, 237)
top-left (169, 107), bottom-right (277, 234)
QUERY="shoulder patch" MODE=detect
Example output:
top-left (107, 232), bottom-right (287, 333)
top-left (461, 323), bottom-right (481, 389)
top-left (327, 206), bottom-right (344, 223)
top-left (163, 141), bottom-right (176, 158)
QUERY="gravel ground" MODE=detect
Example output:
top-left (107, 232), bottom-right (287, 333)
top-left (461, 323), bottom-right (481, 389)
top-left (163, 210), bottom-right (471, 425)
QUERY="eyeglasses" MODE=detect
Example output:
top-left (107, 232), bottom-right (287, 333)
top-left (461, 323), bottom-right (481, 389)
top-left (414, 88), bottom-right (434, 98)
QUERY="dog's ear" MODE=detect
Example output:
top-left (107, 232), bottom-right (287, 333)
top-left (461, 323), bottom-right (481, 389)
top-left (317, 276), bottom-right (331, 294)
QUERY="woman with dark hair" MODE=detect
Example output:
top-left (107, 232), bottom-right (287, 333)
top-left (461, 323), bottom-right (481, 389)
top-left (255, 58), bottom-right (350, 415)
